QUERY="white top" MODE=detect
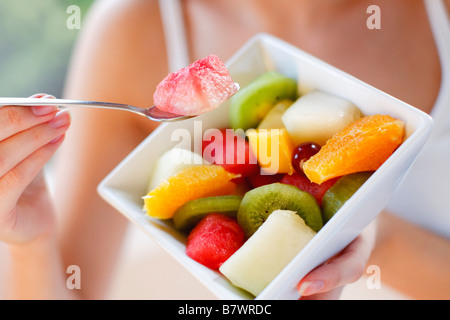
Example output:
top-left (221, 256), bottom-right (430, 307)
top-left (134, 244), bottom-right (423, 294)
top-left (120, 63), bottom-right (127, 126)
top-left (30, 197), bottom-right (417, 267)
top-left (158, 0), bottom-right (450, 238)
top-left (387, 0), bottom-right (450, 238)
top-left (158, 0), bottom-right (190, 72)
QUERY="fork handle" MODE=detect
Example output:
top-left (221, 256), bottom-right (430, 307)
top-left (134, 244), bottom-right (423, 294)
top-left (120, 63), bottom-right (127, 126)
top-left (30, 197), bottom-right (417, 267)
top-left (0, 98), bottom-right (139, 113)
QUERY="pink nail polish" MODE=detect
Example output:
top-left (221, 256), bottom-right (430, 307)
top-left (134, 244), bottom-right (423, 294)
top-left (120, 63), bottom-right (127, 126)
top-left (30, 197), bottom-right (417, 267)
top-left (297, 280), bottom-right (325, 296)
top-left (31, 105), bottom-right (58, 116)
top-left (49, 110), bottom-right (71, 128)
top-left (30, 94), bottom-right (57, 116)
top-left (50, 134), bottom-right (65, 144)
top-left (29, 93), bottom-right (46, 99)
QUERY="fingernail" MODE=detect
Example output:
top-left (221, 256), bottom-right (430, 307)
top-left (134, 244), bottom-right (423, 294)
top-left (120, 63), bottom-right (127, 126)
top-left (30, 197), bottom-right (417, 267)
top-left (30, 95), bottom-right (58, 116)
top-left (297, 280), bottom-right (325, 296)
top-left (30, 94), bottom-right (45, 99)
top-left (50, 134), bottom-right (65, 144)
top-left (49, 110), bottom-right (71, 129)
top-left (31, 105), bottom-right (58, 116)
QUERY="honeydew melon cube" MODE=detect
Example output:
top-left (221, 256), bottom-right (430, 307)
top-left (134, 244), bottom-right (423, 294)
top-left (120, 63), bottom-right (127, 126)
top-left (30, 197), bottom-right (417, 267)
top-left (282, 91), bottom-right (362, 146)
top-left (219, 210), bottom-right (316, 297)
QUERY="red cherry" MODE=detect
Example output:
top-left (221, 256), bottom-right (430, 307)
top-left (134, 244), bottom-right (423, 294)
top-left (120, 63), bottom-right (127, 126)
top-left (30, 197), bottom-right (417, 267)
top-left (292, 142), bottom-right (321, 174)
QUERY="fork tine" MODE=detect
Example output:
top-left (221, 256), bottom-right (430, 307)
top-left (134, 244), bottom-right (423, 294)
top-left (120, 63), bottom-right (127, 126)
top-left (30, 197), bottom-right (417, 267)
top-left (144, 105), bottom-right (195, 122)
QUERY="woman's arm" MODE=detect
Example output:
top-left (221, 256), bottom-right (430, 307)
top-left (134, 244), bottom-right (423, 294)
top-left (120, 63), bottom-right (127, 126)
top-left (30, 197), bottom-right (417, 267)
top-left (298, 209), bottom-right (450, 300)
top-left (368, 211), bottom-right (450, 299)
top-left (52, 0), bottom-right (167, 299)
top-left (7, 230), bottom-right (76, 300)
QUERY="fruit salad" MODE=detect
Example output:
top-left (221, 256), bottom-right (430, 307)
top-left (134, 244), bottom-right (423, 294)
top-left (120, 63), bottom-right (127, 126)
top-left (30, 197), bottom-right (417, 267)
top-left (143, 68), bottom-right (405, 297)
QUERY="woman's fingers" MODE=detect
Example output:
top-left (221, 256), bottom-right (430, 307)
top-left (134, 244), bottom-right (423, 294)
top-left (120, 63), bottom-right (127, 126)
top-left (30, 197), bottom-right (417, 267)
top-left (0, 134), bottom-right (65, 207)
top-left (0, 94), bottom-right (58, 142)
top-left (297, 223), bottom-right (376, 299)
top-left (29, 94), bottom-right (59, 116)
top-left (0, 110), bottom-right (71, 178)
top-left (0, 135), bottom-right (66, 242)
top-left (0, 94), bottom-right (70, 242)
top-left (297, 241), bottom-right (366, 298)
top-left (0, 92), bottom-right (70, 211)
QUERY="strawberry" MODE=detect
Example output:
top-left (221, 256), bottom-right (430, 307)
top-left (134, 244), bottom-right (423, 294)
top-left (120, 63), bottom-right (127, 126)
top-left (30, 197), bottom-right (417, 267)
top-left (185, 214), bottom-right (245, 270)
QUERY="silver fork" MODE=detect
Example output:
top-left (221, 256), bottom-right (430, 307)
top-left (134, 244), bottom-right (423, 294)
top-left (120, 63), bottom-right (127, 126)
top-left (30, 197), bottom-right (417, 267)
top-left (0, 98), bottom-right (194, 122)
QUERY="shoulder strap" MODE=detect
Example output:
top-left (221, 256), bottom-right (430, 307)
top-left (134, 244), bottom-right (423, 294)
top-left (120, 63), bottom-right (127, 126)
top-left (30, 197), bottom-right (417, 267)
top-left (158, 0), bottom-right (190, 72)
top-left (425, 0), bottom-right (450, 70)
top-left (425, 0), bottom-right (450, 118)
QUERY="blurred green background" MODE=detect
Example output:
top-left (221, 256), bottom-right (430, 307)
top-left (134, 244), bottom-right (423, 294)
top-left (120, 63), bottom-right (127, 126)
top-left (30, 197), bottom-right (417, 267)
top-left (0, 0), bottom-right (95, 97)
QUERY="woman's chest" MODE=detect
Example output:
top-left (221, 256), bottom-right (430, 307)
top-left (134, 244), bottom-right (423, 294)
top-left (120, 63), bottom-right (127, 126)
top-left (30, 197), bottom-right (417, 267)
top-left (185, 2), bottom-right (441, 115)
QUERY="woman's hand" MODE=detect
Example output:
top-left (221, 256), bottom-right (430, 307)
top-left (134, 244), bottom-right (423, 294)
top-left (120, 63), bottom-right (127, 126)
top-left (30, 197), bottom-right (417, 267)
top-left (297, 221), bottom-right (377, 299)
top-left (0, 94), bottom-right (71, 244)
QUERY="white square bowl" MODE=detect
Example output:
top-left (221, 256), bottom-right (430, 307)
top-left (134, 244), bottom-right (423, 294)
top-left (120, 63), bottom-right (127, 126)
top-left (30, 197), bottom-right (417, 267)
top-left (98, 33), bottom-right (433, 300)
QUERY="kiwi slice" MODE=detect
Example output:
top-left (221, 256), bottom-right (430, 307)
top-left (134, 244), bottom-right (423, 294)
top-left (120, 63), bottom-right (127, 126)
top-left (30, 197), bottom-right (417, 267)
top-left (237, 183), bottom-right (322, 238)
top-left (173, 195), bottom-right (243, 232)
top-left (229, 71), bottom-right (298, 131)
top-left (322, 172), bottom-right (373, 223)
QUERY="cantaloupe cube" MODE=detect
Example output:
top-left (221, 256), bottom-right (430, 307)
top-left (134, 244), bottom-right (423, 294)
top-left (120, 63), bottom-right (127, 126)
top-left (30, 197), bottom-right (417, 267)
top-left (246, 128), bottom-right (295, 175)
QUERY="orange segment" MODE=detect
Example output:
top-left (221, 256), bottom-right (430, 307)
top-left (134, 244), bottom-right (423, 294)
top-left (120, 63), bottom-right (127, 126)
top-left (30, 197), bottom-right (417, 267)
top-left (203, 180), bottom-right (237, 197)
top-left (303, 114), bottom-right (404, 184)
top-left (143, 164), bottom-right (239, 219)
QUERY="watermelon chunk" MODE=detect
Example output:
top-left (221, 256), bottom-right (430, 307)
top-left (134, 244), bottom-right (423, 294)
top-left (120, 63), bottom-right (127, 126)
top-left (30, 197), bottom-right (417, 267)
top-left (185, 213), bottom-right (245, 270)
top-left (280, 172), bottom-right (340, 206)
top-left (153, 55), bottom-right (239, 116)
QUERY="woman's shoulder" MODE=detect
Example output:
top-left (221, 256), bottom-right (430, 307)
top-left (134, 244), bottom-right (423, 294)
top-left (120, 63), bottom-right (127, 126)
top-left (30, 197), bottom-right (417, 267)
top-left (82, 0), bottom-right (164, 46)
top-left (65, 0), bottom-right (167, 132)
top-left (86, 0), bottom-right (161, 24)
top-left (67, 0), bottom-right (168, 100)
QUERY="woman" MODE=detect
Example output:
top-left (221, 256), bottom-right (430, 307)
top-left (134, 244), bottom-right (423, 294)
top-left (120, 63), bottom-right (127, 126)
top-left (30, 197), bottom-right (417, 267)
top-left (2, 0), bottom-right (449, 299)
